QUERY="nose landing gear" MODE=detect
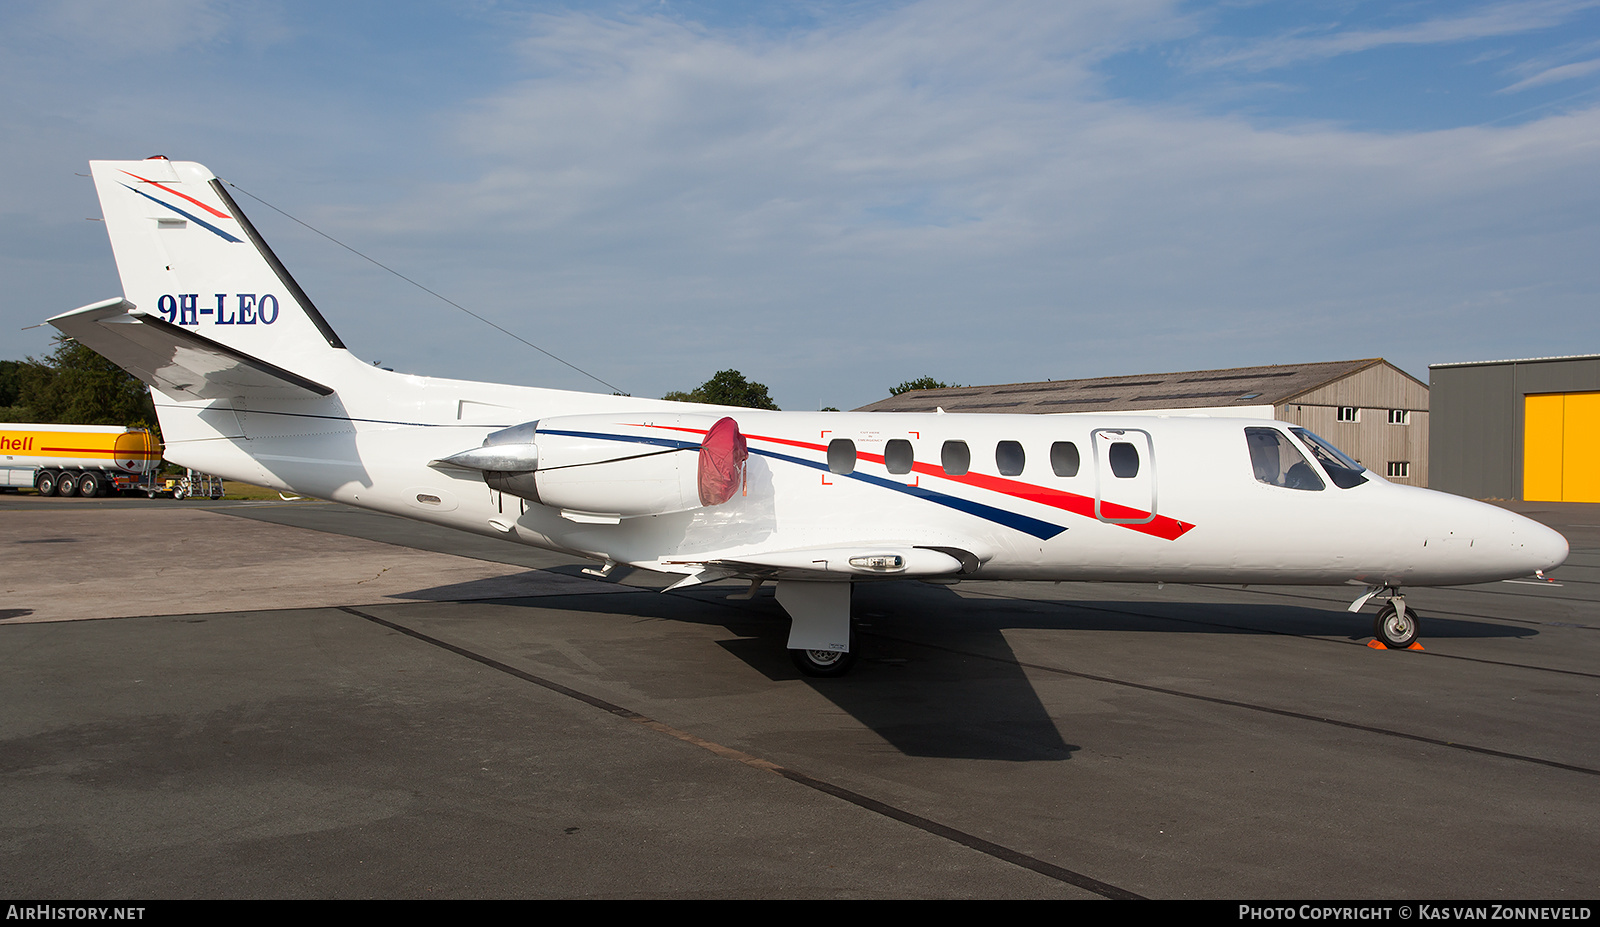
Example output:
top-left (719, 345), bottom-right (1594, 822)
top-left (1349, 585), bottom-right (1424, 650)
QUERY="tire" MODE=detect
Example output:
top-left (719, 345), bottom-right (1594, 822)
top-left (1374, 602), bottom-right (1419, 649)
top-left (78, 472), bottom-right (101, 498)
top-left (56, 471), bottom-right (79, 498)
top-left (35, 471), bottom-right (58, 496)
top-left (790, 646), bottom-right (859, 678)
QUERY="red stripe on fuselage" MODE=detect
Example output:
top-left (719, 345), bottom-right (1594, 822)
top-left (638, 424), bottom-right (1195, 541)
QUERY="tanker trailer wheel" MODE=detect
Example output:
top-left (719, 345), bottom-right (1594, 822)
top-left (77, 472), bottom-right (101, 498)
top-left (35, 470), bottom-right (58, 496)
top-left (56, 471), bottom-right (79, 497)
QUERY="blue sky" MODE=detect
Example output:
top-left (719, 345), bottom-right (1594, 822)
top-left (3, 0), bottom-right (1598, 410)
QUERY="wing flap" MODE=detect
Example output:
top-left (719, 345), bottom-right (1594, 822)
top-left (46, 298), bottom-right (333, 401)
top-left (659, 543), bottom-right (983, 583)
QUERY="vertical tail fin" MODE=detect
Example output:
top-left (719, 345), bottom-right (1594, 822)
top-left (89, 157), bottom-right (353, 377)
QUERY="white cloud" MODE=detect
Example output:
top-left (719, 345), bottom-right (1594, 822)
top-left (299, 2), bottom-right (1593, 405)
top-left (1500, 55), bottom-right (1600, 91)
top-left (3, 1), bottom-right (1598, 408)
top-left (1186, 0), bottom-right (1600, 72)
top-left (13, 0), bottom-right (285, 57)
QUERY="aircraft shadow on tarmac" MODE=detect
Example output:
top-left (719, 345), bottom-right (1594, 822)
top-left (383, 570), bottom-right (1535, 763)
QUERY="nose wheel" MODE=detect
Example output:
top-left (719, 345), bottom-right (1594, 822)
top-left (1373, 601), bottom-right (1419, 649)
top-left (1350, 585), bottom-right (1423, 650)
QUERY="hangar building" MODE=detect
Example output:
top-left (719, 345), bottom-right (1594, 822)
top-left (856, 358), bottom-right (1430, 486)
top-left (1429, 354), bottom-right (1600, 503)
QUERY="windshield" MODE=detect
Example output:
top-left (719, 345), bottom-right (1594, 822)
top-left (1290, 428), bottom-right (1368, 489)
top-left (1246, 427), bottom-right (1324, 491)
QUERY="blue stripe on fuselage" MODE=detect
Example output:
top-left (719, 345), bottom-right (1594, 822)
top-left (538, 428), bottom-right (1067, 541)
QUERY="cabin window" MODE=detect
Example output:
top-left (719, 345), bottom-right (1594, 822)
top-left (995, 441), bottom-right (1025, 476)
top-left (941, 440), bottom-right (970, 476)
top-left (827, 438), bottom-right (856, 475)
top-left (1245, 427), bottom-right (1324, 491)
top-left (1291, 427), bottom-right (1368, 489)
top-left (1050, 441), bottom-right (1080, 477)
top-left (884, 439), bottom-right (914, 475)
top-left (1337, 406), bottom-right (1359, 423)
top-left (1388, 409), bottom-right (1410, 425)
top-left (1387, 461), bottom-right (1411, 478)
top-left (1108, 442), bottom-right (1140, 478)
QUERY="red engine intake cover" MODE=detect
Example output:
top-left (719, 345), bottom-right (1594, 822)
top-left (697, 416), bottom-right (747, 506)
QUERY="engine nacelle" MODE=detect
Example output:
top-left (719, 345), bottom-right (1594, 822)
top-left (436, 412), bottom-right (747, 521)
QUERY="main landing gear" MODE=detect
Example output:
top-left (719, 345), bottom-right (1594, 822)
top-left (790, 644), bottom-right (858, 678)
top-left (775, 581), bottom-right (859, 677)
top-left (1349, 585), bottom-right (1422, 650)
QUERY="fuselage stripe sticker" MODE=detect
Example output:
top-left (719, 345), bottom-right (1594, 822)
top-left (541, 428), bottom-right (1067, 540)
top-left (119, 183), bottom-right (243, 243)
top-left (641, 424), bottom-right (1195, 541)
top-left (753, 446), bottom-right (1067, 540)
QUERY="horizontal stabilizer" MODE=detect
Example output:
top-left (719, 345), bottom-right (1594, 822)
top-left (46, 298), bottom-right (332, 401)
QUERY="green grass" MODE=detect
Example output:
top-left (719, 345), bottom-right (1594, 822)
top-left (220, 481), bottom-right (313, 501)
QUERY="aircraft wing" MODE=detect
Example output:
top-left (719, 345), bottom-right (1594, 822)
top-left (658, 543), bottom-right (985, 588)
top-left (46, 298), bottom-right (333, 401)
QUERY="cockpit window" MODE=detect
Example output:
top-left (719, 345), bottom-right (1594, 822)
top-left (1290, 427), bottom-right (1368, 489)
top-left (1246, 427), bottom-right (1324, 491)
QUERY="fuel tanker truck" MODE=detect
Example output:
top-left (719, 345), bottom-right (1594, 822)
top-left (0, 423), bottom-right (162, 496)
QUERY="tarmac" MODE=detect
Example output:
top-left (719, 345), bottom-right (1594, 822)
top-left (2, 493), bottom-right (1597, 899)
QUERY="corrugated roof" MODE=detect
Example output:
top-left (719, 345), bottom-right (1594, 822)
top-left (855, 359), bottom-right (1406, 413)
top-left (1430, 353), bottom-right (1600, 369)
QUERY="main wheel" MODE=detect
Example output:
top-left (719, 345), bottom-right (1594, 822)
top-left (1374, 602), bottom-right (1419, 649)
top-left (790, 646), bottom-right (858, 678)
top-left (77, 472), bottom-right (101, 498)
top-left (56, 471), bottom-right (79, 497)
top-left (35, 470), bottom-right (58, 496)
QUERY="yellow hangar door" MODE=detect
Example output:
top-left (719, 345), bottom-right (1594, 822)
top-left (1524, 392), bottom-right (1600, 502)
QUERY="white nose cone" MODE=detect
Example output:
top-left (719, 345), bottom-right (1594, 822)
top-left (1511, 513), bottom-right (1570, 575)
top-left (1394, 488), bottom-right (1571, 585)
top-left (1474, 501), bottom-right (1569, 581)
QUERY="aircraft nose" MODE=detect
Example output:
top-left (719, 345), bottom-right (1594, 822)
top-left (1516, 517), bottom-right (1569, 574)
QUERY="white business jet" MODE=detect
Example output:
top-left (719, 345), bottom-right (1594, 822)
top-left (48, 158), bottom-right (1569, 676)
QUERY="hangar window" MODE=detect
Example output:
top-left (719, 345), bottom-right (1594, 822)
top-left (1387, 461), bottom-right (1411, 478)
top-left (1337, 407), bottom-right (1359, 423)
top-left (1108, 442), bottom-right (1140, 479)
top-left (1245, 428), bottom-right (1324, 491)
top-left (941, 440), bottom-right (970, 476)
top-left (827, 438), bottom-right (856, 475)
top-left (1388, 410), bottom-right (1410, 425)
top-left (1050, 441), bottom-right (1080, 477)
top-left (996, 441), bottom-right (1025, 476)
top-left (884, 439), bottom-right (914, 475)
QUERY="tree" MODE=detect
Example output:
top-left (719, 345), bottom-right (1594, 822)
top-left (663, 369), bottom-right (780, 410)
top-left (12, 336), bottom-right (158, 434)
top-left (0, 359), bottom-right (25, 420)
top-left (890, 377), bottom-right (957, 396)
